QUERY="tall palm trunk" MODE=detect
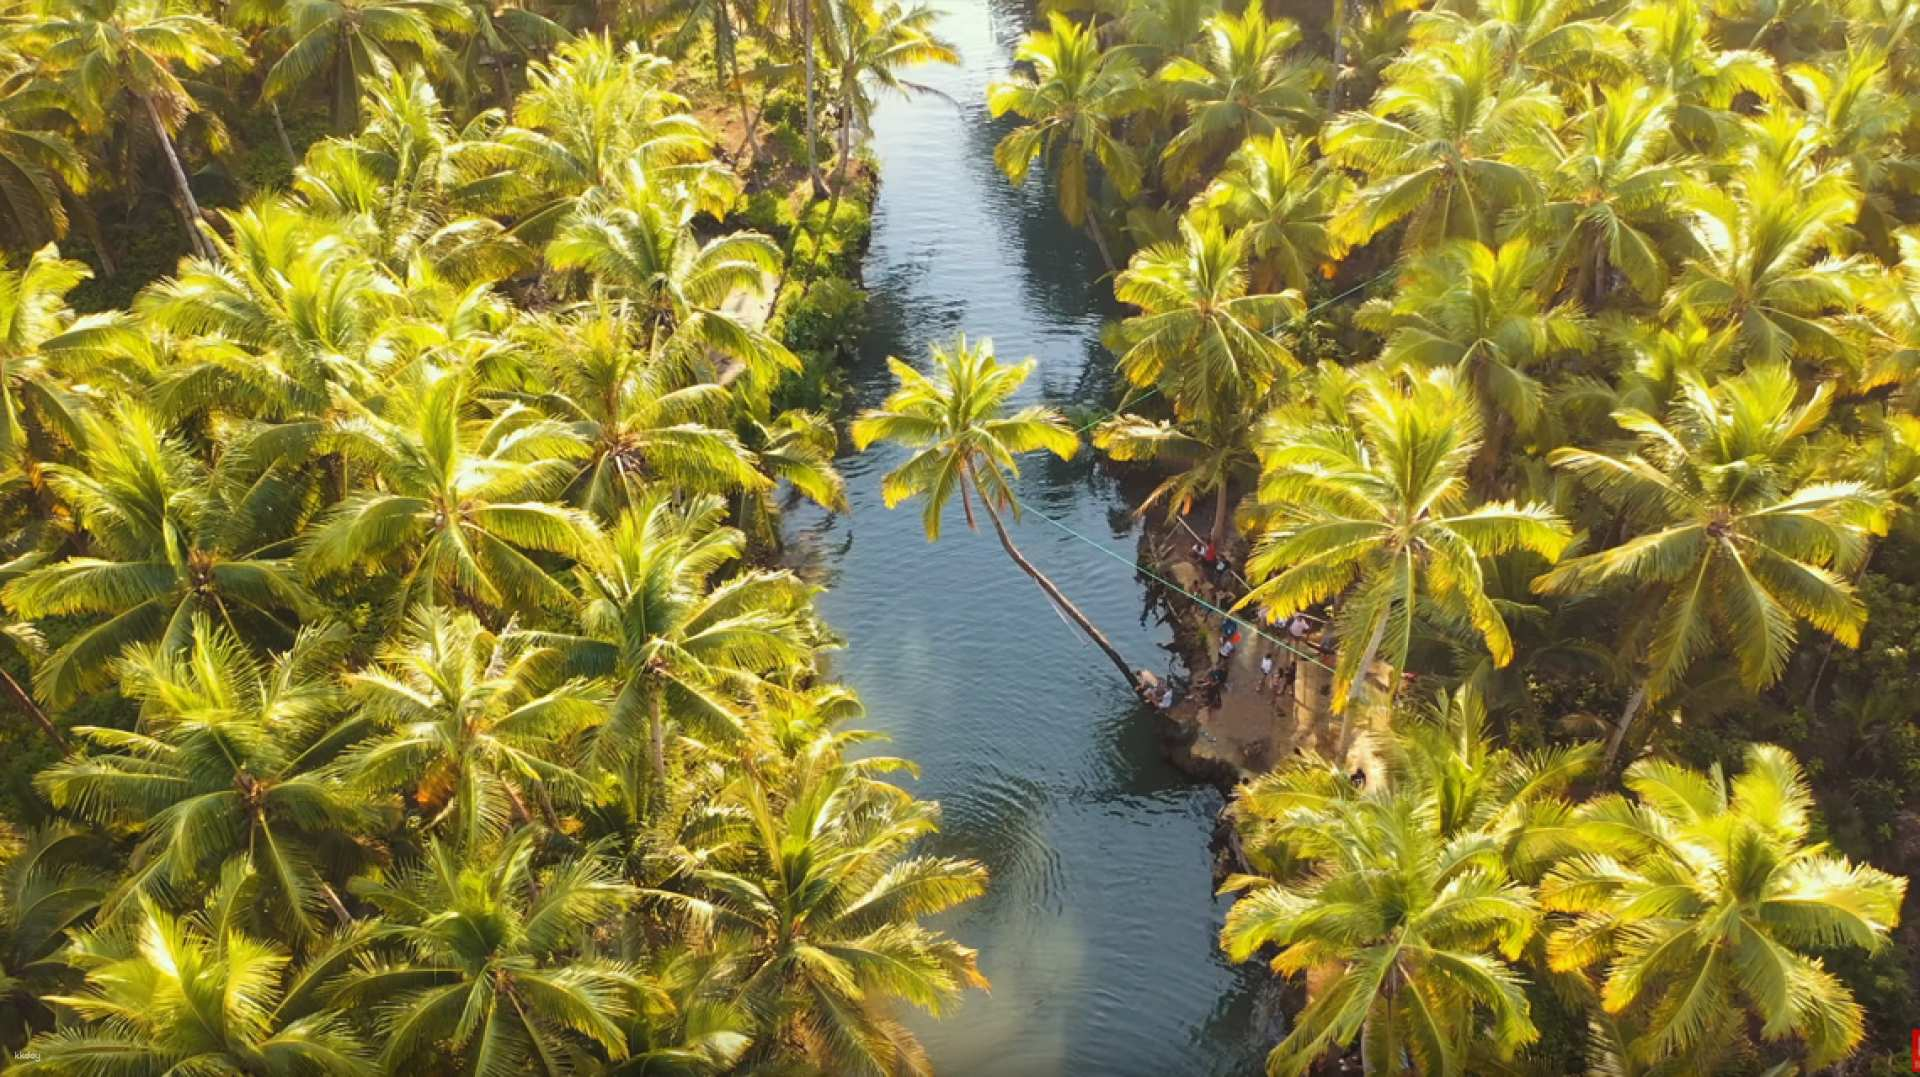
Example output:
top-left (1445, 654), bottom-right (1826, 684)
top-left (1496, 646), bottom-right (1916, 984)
top-left (0, 665), bottom-right (63, 749)
top-left (648, 690), bottom-right (668, 789)
top-left (141, 94), bottom-right (209, 260)
top-left (1336, 612), bottom-right (1389, 756)
top-left (1209, 481), bottom-right (1233, 551)
top-left (1085, 215), bottom-right (1118, 274)
top-left (971, 472), bottom-right (1141, 693)
top-left (270, 101), bottom-right (296, 162)
top-left (801, 0), bottom-right (827, 197)
top-left (1604, 681), bottom-right (1647, 769)
top-left (1326, 0), bottom-right (1346, 112)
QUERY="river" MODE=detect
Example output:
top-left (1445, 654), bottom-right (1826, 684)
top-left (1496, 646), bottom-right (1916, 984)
top-left (779, 0), bottom-right (1269, 1072)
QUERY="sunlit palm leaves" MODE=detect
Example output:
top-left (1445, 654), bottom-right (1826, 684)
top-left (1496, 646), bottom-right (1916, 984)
top-left (1157, 2), bottom-right (1317, 187)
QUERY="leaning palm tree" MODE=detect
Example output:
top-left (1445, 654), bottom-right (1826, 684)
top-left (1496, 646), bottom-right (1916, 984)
top-left (1321, 34), bottom-right (1559, 250)
top-left (653, 752), bottom-right (987, 1076)
top-left (987, 13), bottom-right (1145, 268)
top-left (1221, 753), bottom-right (1542, 1076)
top-left (18, 0), bottom-right (243, 259)
top-left (15, 865), bottom-right (371, 1077)
top-left (341, 606), bottom-right (604, 849)
top-left (256, 0), bottom-right (474, 130)
top-left (819, 0), bottom-right (957, 194)
top-left (1156, 2), bottom-right (1318, 188)
top-left (1532, 365), bottom-right (1890, 766)
top-left (852, 335), bottom-right (1145, 691)
top-left (1237, 366), bottom-right (1572, 750)
top-left (532, 494), bottom-right (819, 792)
top-left (2, 404), bottom-right (317, 707)
top-left (1541, 745), bottom-right (1906, 1070)
top-left (36, 618), bottom-right (367, 940)
top-left (301, 369), bottom-right (602, 617)
top-left (333, 830), bottom-right (639, 1073)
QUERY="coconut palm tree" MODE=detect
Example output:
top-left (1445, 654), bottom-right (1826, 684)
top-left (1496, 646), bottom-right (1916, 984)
top-left (257, 0), bottom-right (473, 130)
top-left (1094, 407), bottom-right (1262, 551)
top-left (1237, 366), bottom-right (1572, 750)
top-left (450, 0), bottom-right (568, 108)
top-left (1407, 0), bottom-right (1627, 88)
top-left (1322, 34), bottom-right (1559, 250)
top-left (545, 160), bottom-right (800, 396)
top-left (1786, 48), bottom-right (1915, 259)
top-left (987, 13), bottom-right (1145, 268)
top-left (301, 369), bottom-right (602, 617)
top-left (0, 245), bottom-right (134, 471)
top-left (1360, 238), bottom-right (1592, 484)
top-left (17, 0), bottom-right (243, 260)
top-left (1621, 0), bottom-right (1778, 153)
top-left (1532, 365), bottom-right (1890, 766)
top-left (2, 404), bottom-right (317, 707)
top-left (499, 302), bottom-right (765, 522)
top-left (1664, 159), bottom-right (1869, 368)
top-left (15, 865), bottom-right (371, 1077)
top-left (35, 617), bottom-right (367, 940)
top-left (1111, 214), bottom-right (1303, 430)
top-left (1156, 2), bottom-right (1318, 188)
top-left (819, 0), bottom-right (956, 195)
top-left (652, 752), bottom-right (987, 1076)
top-left (531, 494), bottom-right (818, 792)
top-left (0, 74), bottom-right (89, 253)
top-left (1541, 745), bottom-right (1907, 1069)
top-left (1511, 84), bottom-right (1690, 305)
top-left (341, 606), bottom-right (603, 849)
top-left (332, 829), bottom-right (639, 1073)
top-left (1199, 130), bottom-right (1352, 293)
top-left (1221, 753), bottom-right (1542, 1076)
top-left (852, 335), bottom-right (1146, 691)
top-left (0, 823), bottom-right (105, 1052)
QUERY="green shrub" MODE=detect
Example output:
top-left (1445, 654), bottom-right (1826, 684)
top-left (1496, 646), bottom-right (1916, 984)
top-left (791, 191), bottom-right (872, 280)
top-left (770, 274), bottom-right (867, 410)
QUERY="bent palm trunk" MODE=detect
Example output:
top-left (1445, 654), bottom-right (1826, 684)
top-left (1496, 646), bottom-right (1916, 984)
top-left (1337, 613), bottom-right (1389, 756)
top-left (142, 95), bottom-right (209, 260)
top-left (801, 0), bottom-right (827, 197)
top-left (974, 482), bottom-right (1141, 694)
top-left (1604, 682), bottom-right (1647, 769)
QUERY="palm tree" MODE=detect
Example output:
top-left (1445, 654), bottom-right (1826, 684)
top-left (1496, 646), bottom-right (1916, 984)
top-left (1533, 365), bottom-right (1890, 766)
top-left (1665, 159), bottom-right (1868, 367)
top-left (652, 754), bottom-right (987, 1076)
top-left (852, 335), bottom-right (1145, 690)
top-left (36, 618), bottom-right (366, 939)
top-left (333, 831), bottom-right (639, 1072)
top-left (17, 865), bottom-right (371, 1077)
top-left (1322, 34), bottom-right (1559, 250)
top-left (301, 369), bottom-right (602, 617)
top-left (257, 0), bottom-right (473, 130)
top-left (820, 0), bottom-right (956, 194)
top-left (1786, 48), bottom-right (1915, 259)
top-left (19, 0), bottom-right (243, 259)
top-left (1156, 3), bottom-right (1317, 188)
top-left (1407, 0), bottom-right (1628, 87)
top-left (1621, 0), bottom-right (1778, 153)
top-left (532, 494), bottom-right (818, 791)
top-left (494, 34), bottom-right (716, 242)
top-left (2, 404), bottom-right (316, 707)
top-left (1510, 84), bottom-right (1690, 305)
top-left (1221, 752), bottom-right (1542, 1075)
top-left (1237, 366), bottom-right (1572, 750)
top-left (1111, 215), bottom-right (1303, 433)
top-left (0, 245), bottom-right (134, 472)
top-left (987, 13), bottom-right (1145, 269)
top-left (0, 74), bottom-right (90, 253)
top-left (0, 823), bottom-right (105, 1052)
top-left (502, 302), bottom-right (766, 521)
top-left (341, 606), bottom-right (603, 849)
top-left (1541, 745), bottom-right (1907, 1069)
top-left (545, 161), bottom-right (799, 395)
top-left (1199, 131), bottom-right (1352, 293)
top-left (450, 0), bottom-right (568, 108)
top-left (1360, 238), bottom-right (1592, 484)
top-left (1094, 407), bottom-right (1262, 551)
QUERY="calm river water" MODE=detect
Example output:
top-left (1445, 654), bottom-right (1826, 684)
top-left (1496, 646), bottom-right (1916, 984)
top-left (781, 0), bottom-right (1269, 1072)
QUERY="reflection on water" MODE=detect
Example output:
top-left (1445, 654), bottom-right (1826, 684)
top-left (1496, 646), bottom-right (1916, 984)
top-left (780, 0), bottom-right (1270, 1072)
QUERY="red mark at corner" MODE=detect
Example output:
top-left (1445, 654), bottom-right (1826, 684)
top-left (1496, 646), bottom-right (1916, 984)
top-left (1910, 1028), bottom-right (1920, 1071)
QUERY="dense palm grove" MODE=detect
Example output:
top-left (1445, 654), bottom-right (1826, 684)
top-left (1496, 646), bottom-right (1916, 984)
top-left (0, 0), bottom-right (991, 1074)
top-left (974, 0), bottom-right (1920, 1070)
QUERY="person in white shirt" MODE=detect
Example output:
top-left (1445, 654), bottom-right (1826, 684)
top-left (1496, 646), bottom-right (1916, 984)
top-left (1258, 652), bottom-right (1275, 692)
top-left (1155, 684), bottom-right (1175, 710)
